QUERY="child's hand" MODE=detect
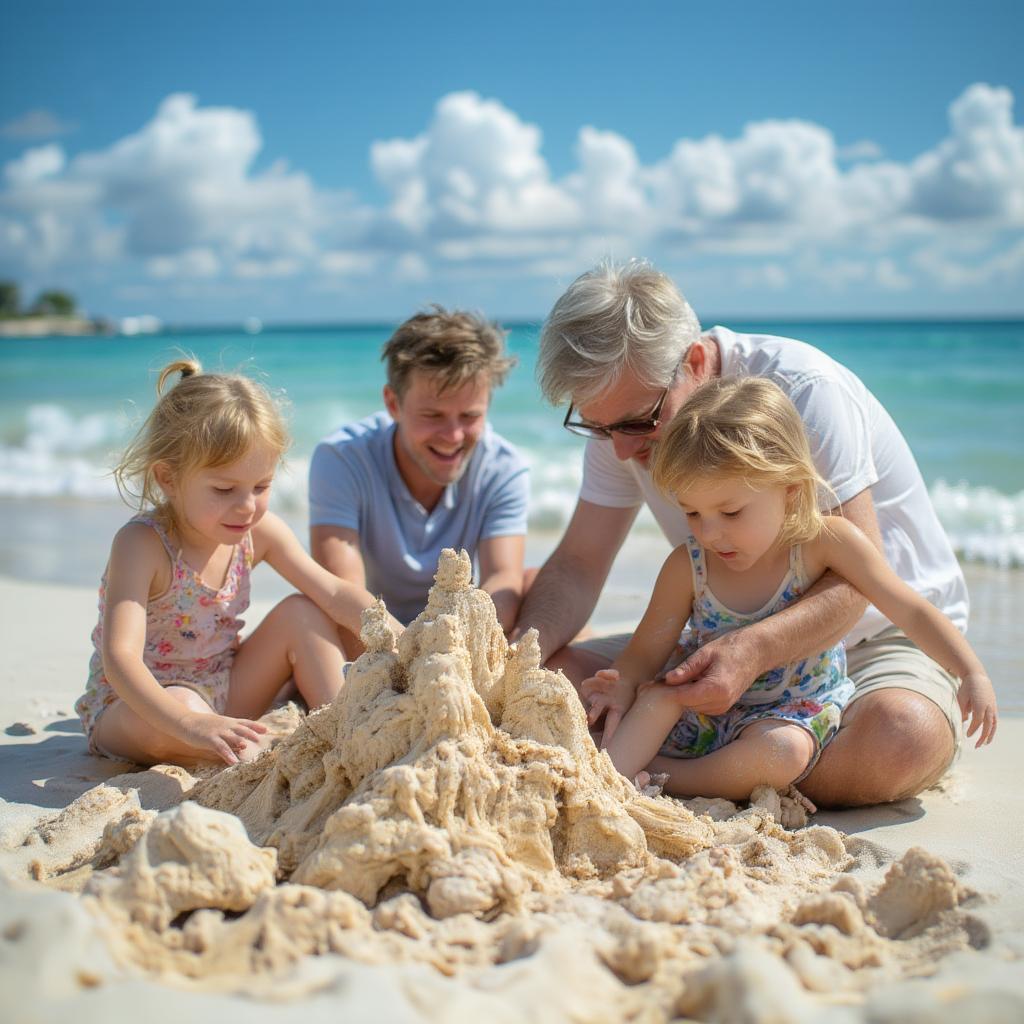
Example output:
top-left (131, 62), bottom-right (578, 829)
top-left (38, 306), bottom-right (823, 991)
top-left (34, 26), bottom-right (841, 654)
top-left (178, 711), bottom-right (269, 765)
top-left (580, 669), bottom-right (636, 746)
top-left (958, 672), bottom-right (998, 747)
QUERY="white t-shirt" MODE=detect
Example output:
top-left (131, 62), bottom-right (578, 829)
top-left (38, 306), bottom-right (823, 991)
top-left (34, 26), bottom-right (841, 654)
top-left (579, 325), bottom-right (968, 646)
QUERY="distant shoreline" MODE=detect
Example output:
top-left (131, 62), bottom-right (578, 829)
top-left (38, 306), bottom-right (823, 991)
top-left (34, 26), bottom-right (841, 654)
top-left (3, 315), bottom-right (1023, 340)
top-left (0, 315), bottom-right (111, 338)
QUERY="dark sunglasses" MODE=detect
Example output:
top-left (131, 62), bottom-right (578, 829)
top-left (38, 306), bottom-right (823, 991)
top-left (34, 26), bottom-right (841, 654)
top-left (563, 385), bottom-right (670, 440)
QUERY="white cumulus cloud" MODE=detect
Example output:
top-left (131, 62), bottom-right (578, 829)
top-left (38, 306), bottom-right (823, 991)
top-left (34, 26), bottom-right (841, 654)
top-left (910, 83), bottom-right (1024, 221)
top-left (1, 94), bottom-right (324, 281)
top-left (567, 127), bottom-right (649, 230)
top-left (371, 91), bottom-right (579, 246)
top-left (0, 83), bottom-right (1021, 305)
top-left (4, 144), bottom-right (66, 186)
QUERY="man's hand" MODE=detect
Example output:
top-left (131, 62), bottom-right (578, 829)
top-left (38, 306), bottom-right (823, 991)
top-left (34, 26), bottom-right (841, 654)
top-left (660, 630), bottom-right (760, 714)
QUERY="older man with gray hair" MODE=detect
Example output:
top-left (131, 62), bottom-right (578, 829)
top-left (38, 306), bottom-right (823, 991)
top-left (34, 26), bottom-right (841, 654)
top-left (515, 260), bottom-right (968, 808)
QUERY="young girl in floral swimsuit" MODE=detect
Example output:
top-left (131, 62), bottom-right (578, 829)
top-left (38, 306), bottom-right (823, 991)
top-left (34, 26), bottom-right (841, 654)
top-left (76, 358), bottom-right (401, 767)
top-left (583, 376), bottom-right (997, 800)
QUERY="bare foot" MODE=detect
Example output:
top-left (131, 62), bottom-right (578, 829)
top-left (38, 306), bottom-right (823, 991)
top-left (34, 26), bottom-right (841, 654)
top-left (634, 771), bottom-right (670, 797)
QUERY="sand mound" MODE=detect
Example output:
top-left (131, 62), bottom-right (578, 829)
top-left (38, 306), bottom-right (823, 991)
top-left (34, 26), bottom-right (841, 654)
top-left (1, 549), bottom-right (993, 1019)
top-left (188, 547), bottom-right (715, 910)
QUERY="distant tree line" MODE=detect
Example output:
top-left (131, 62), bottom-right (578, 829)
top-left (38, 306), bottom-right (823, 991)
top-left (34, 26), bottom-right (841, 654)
top-left (0, 281), bottom-right (78, 319)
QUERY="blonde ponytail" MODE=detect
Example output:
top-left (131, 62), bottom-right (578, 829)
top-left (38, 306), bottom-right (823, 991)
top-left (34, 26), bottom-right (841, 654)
top-left (155, 358), bottom-right (202, 394)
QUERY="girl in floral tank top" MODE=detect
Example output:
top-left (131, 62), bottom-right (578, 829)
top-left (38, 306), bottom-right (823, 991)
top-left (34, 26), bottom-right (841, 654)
top-left (76, 359), bottom-right (403, 767)
top-left (583, 378), bottom-right (996, 802)
top-left (77, 513), bottom-right (254, 744)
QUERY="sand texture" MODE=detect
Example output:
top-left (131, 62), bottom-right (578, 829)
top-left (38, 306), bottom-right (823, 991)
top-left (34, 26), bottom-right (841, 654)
top-left (1, 550), bottom-right (1022, 1022)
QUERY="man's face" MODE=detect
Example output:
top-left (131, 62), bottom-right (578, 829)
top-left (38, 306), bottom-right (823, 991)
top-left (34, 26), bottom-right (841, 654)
top-left (575, 368), bottom-right (696, 469)
top-left (385, 370), bottom-right (491, 498)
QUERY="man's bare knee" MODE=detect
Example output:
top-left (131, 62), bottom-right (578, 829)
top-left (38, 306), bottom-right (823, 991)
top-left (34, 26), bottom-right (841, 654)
top-left (881, 698), bottom-right (955, 798)
top-left (802, 690), bottom-right (954, 807)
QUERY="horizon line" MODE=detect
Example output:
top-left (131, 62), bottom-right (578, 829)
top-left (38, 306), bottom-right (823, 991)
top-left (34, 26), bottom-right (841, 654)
top-left (152, 312), bottom-right (1024, 332)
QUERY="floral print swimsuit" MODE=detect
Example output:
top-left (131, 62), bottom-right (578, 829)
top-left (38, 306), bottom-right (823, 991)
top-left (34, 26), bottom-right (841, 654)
top-left (75, 514), bottom-right (253, 754)
top-left (659, 535), bottom-right (855, 773)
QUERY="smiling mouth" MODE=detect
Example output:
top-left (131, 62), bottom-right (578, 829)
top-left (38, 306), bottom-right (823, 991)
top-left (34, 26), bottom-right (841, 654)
top-left (428, 446), bottom-right (464, 463)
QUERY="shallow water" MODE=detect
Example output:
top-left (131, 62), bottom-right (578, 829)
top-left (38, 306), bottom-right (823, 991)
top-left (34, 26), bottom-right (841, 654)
top-left (2, 319), bottom-right (1023, 565)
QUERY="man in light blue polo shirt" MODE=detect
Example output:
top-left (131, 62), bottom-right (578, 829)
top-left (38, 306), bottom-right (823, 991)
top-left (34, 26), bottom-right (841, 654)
top-left (309, 308), bottom-right (529, 640)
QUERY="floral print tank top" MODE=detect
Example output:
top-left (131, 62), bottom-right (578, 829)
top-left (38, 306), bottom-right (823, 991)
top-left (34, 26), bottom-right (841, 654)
top-left (88, 513), bottom-right (253, 679)
top-left (682, 534), bottom-right (849, 706)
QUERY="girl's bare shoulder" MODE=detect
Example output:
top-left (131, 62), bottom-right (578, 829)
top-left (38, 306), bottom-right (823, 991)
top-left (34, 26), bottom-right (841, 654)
top-left (109, 519), bottom-right (172, 593)
top-left (803, 517), bottom-right (879, 580)
top-left (111, 518), bottom-right (166, 556)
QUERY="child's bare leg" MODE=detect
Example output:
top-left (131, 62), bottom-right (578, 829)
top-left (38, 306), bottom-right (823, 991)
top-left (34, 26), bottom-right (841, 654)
top-left (91, 686), bottom-right (225, 767)
top-left (226, 594), bottom-right (347, 720)
top-left (604, 683), bottom-right (692, 782)
top-left (646, 720), bottom-right (816, 801)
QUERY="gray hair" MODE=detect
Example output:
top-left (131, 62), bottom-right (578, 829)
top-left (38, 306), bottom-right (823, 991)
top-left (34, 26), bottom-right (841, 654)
top-left (537, 260), bottom-right (703, 406)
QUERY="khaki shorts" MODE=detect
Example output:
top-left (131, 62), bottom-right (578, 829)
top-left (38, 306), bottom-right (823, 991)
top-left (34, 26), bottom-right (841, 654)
top-left (846, 626), bottom-right (963, 754)
top-left (575, 625), bottom-right (963, 754)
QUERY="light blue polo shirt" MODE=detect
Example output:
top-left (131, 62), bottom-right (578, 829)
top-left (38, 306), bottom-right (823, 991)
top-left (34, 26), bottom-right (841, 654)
top-left (309, 412), bottom-right (529, 624)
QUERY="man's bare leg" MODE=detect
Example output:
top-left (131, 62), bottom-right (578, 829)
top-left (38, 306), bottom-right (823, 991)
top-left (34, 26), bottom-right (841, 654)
top-left (799, 689), bottom-right (955, 807)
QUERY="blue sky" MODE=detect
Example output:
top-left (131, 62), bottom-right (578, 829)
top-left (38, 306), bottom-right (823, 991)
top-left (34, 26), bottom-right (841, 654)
top-left (2, 0), bottom-right (1022, 322)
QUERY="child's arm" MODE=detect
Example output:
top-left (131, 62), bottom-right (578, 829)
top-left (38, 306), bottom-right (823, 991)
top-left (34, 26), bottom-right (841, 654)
top-left (581, 544), bottom-right (694, 746)
top-left (815, 520), bottom-right (998, 746)
top-left (254, 513), bottom-right (404, 639)
top-left (101, 524), bottom-right (267, 764)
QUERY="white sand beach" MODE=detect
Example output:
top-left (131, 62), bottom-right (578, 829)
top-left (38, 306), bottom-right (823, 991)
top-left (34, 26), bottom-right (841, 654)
top-left (1, 550), bottom-right (1022, 1022)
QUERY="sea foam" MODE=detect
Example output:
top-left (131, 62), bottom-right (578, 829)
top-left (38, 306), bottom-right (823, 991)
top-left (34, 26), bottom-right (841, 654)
top-left (2, 404), bottom-right (1022, 569)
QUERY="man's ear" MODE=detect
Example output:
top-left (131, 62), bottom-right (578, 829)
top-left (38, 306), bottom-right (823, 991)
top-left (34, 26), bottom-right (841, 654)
top-left (684, 339), bottom-right (708, 383)
top-left (383, 384), bottom-right (400, 419)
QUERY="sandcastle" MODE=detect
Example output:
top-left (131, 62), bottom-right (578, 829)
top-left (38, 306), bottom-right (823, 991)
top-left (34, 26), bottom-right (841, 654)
top-left (188, 547), bottom-right (718, 906)
top-left (2, 549), bottom-right (985, 1020)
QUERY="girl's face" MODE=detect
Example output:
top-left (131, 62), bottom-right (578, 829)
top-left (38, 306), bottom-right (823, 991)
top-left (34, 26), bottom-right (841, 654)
top-left (156, 444), bottom-right (278, 547)
top-left (676, 475), bottom-right (792, 572)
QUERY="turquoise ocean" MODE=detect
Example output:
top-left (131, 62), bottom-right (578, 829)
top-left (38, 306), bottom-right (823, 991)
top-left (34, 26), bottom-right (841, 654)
top-left (3, 319), bottom-right (1023, 713)
top-left (1, 319), bottom-right (1023, 587)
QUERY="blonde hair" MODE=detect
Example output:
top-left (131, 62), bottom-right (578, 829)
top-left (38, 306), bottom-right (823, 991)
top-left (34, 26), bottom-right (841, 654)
top-left (537, 259), bottom-right (702, 406)
top-left (382, 306), bottom-right (516, 398)
top-left (651, 376), bottom-right (833, 547)
top-left (114, 358), bottom-right (290, 520)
